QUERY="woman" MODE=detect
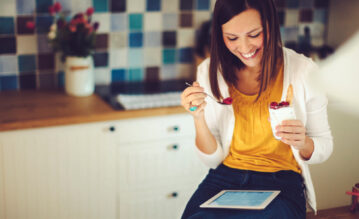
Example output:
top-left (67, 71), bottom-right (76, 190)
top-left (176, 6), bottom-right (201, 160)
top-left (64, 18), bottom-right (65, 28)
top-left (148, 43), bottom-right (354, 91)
top-left (180, 0), bottom-right (333, 218)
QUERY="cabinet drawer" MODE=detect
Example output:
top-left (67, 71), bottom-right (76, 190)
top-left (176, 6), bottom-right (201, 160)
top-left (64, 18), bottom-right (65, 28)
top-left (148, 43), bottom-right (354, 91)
top-left (117, 137), bottom-right (208, 190)
top-left (119, 183), bottom-right (199, 219)
top-left (106, 114), bottom-right (195, 144)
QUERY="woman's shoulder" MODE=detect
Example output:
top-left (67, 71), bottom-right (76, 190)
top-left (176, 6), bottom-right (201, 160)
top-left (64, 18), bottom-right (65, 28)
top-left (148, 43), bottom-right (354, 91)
top-left (283, 47), bottom-right (318, 79)
top-left (283, 47), bottom-right (315, 67)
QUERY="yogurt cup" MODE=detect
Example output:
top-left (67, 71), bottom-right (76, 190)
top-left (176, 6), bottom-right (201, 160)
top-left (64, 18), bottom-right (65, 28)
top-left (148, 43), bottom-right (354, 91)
top-left (269, 105), bottom-right (296, 140)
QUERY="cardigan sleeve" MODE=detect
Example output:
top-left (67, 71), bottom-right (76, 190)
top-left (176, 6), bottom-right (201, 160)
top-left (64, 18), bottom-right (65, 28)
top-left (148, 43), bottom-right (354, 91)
top-left (301, 59), bottom-right (334, 164)
top-left (193, 59), bottom-right (225, 168)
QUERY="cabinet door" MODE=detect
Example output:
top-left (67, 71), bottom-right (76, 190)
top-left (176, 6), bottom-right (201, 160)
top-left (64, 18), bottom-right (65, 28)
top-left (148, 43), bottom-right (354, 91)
top-left (0, 122), bottom-right (117, 219)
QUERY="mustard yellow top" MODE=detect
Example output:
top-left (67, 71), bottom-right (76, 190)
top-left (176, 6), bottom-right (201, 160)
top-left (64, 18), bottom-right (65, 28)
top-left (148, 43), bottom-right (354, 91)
top-left (223, 67), bottom-right (301, 173)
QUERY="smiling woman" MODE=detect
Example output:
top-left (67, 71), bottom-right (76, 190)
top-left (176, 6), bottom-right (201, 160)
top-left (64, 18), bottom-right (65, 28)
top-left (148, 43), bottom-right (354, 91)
top-left (180, 0), bottom-right (333, 218)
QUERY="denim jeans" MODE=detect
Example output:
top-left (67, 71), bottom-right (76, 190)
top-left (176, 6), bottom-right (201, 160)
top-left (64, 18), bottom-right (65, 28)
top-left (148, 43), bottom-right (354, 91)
top-left (181, 164), bottom-right (306, 219)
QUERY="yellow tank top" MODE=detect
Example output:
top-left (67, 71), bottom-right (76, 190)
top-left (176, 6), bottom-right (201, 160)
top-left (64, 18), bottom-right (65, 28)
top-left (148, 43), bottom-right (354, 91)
top-left (223, 67), bottom-right (301, 173)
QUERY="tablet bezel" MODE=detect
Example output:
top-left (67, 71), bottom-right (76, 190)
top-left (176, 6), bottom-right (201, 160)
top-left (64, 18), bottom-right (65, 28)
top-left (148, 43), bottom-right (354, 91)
top-left (199, 190), bottom-right (280, 210)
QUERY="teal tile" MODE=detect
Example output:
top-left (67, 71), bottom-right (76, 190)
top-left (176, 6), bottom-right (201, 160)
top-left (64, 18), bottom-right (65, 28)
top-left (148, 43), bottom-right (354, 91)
top-left (0, 17), bottom-right (15, 35)
top-left (93, 0), bottom-right (108, 12)
top-left (128, 68), bottom-right (143, 81)
top-left (18, 55), bottom-right (36, 72)
top-left (0, 75), bottom-right (18, 91)
top-left (128, 49), bottom-right (143, 67)
top-left (163, 48), bottom-right (176, 64)
top-left (129, 14), bottom-right (143, 31)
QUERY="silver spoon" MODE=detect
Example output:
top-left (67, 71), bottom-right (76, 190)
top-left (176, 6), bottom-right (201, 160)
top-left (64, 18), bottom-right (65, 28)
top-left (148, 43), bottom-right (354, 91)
top-left (185, 82), bottom-right (233, 106)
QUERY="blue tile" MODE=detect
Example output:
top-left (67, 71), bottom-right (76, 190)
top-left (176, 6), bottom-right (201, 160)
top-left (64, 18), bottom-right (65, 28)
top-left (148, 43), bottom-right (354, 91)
top-left (36, 0), bottom-right (53, 13)
top-left (57, 71), bottom-right (64, 87)
top-left (128, 68), bottom-right (143, 81)
top-left (146, 0), bottom-right (161, 11)
top-left (17, 0), bottom-right (36, 15)
top-left (18, 55), bottom-right (36, 72)
top-left (144, 31), bottom-right (161, 47)
top-left (129, 14), bottom-right (143, 31)
top-left (36, 15), bottom-right (53, 34)
top-left (111, 13), bottom-right (127, 31)
top-left (314, 9), bottom-right (327, 23)
top-left (0, 37), bottom-right (16, 54)
top-left (128, 49), bottom-right (143, 67)
top-left (111, 69), bottom-right (126, 82)
top-left (178, 48), bottom-right (193, 63)
top-left (129, 32), bottom-right (143, 47)
top-left (299, 0), bottom-right (314, 8)
top-left (0, 75), bottom-right (18, 91)
top-left (196, 0), bottom-right (209, 10)
top-left (93, 0), bottom-right (108, 12)
top-left (0, 55), bottom-right (18, 74)
top-left (93, 52), bottom-right (109, 67)
top-left (0, 17), bottom-right (15, 35)
top-left (286, 0), bottom-right (299, 9)
top-left (163, 48), bottom-right (176, 64)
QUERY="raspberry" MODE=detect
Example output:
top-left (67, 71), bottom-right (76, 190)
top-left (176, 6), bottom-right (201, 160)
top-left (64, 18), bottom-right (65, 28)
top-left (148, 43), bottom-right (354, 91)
top-left (223, 97), bottom-right (233, 105)
top-left (270, 102), bottom-right (278, 109)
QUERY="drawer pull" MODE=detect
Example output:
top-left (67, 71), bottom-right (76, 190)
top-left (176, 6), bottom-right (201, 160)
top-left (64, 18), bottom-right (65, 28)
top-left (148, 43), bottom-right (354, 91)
top-left (170, 126), bottom-right (180, 132)
top-left (168, 192), bottom-right (178, 198)
top-left (168, 144), bottom-right (179, 150)
top-left (109, 126), bottom-right (116, 132)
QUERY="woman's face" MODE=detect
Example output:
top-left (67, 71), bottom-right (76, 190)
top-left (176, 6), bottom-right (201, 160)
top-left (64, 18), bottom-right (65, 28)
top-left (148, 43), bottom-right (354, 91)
top-left (222, 9), bottom-right (264, 69)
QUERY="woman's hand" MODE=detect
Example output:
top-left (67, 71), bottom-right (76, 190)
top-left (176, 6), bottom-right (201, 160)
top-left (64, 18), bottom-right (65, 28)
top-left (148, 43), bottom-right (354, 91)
top-left (275, 120), bottom-right (314, 160)
top-left (181, 82), bottom-right (207, 119)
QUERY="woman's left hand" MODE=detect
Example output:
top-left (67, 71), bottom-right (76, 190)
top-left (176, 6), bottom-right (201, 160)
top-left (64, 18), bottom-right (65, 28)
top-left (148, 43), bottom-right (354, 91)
top-left (275, 120), bottom-right (314, 160)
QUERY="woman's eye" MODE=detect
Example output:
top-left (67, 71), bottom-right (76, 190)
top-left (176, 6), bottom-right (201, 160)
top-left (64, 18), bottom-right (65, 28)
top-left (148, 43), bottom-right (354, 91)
top-left (249, 32), bottom-right (261, 38)
top-left (228, 37), bottom-right (238, 41)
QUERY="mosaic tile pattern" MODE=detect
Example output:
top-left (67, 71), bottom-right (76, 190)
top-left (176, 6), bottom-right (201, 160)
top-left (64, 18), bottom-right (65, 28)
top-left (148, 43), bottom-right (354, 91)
top-left (0, 0), bottom-right (328, 91)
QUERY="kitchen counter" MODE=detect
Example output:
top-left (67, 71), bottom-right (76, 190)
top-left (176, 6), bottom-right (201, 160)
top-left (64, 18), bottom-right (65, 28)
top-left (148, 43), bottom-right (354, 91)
top-left (0, 90), bottom-right (186, 132)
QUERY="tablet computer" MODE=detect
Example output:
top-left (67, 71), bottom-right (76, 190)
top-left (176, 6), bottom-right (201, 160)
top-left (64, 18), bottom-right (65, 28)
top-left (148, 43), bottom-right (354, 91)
top-left (200, 190), bottom-right (280, 210)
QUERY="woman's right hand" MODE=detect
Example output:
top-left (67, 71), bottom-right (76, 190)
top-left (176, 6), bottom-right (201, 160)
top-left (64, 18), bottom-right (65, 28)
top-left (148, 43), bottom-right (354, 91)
top-left (181, 82), bottom-right (207, 118)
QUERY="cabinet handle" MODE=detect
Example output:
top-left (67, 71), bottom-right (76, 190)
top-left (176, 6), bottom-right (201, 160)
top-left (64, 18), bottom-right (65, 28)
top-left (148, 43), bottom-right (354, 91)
top-left (109, 126), bottom-right (116, 132)
top-left (168, 144), bottom-right (179, 150)
top-left (169, 126), bottom-right (180, 132)
top-left (168, 192), bottom-right (178, 198)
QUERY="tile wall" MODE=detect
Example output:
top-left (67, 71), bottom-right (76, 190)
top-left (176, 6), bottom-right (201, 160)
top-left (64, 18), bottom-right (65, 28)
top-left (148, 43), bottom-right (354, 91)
top-left (0, 0), bottom-right (329, 91)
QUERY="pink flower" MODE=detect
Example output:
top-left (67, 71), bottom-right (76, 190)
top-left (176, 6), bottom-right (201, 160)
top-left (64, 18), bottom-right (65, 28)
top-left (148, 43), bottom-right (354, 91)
top-left (69, 25), bottom-right (77, 32)
top-left (48, 5), bottom-right (55, 15)
top-left (26, 21), bottom-right (35, 30)
top-left (86, 7), bottom-right (94, 16)
top-left (53, 2), bottom-right (62, 13)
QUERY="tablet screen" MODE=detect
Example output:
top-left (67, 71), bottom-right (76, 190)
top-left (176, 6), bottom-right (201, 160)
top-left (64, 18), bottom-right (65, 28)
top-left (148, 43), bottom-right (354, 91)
top-left (200, 190), bottom-right (280, 210)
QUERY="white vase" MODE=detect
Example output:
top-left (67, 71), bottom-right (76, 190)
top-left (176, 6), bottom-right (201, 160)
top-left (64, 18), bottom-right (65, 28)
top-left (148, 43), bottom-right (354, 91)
top-left (65, 56), bottom-right (94, 97)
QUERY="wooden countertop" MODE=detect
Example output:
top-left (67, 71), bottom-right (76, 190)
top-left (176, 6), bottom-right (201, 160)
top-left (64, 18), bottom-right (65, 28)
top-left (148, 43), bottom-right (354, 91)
top-left (0, 90), bottom-right (186, 132)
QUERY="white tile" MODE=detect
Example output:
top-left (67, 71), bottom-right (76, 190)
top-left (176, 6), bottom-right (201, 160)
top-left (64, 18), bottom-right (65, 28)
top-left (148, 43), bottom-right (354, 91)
top-left (0, 0), bottom-right (16, 16)
top-left (71, 0), bottom-right (92, 14)
top-left (92, 13), bottom-right (110, 33)
top-left (160, 64), bottom-right (177, 80)
top-left (285, 9), bottom-right (299, 27)
top-left (210, 0), bottom-right (216, 11)
top-left (162, 0), bottom-right (178, 12)
top-left (110, 32), bottom-right (127, 49)
top-left (94, 67), bottom-right (111, 85)
top-left (110, 49), bottom-right (128, 68)
top-left (177, 28), bottom-right (196, 47)
top-left (17, 35), bottom-right (38, 55)
top-left (144, 12), bottom-right (162, 31)
top-left (193, 11), bottom-right (211, 28)
top-left (177, 63), bottom-right (196, 80)
top-left (144, 47), bottom-right (162, 66)
top-left (127, 0), bottom-right (145, 12)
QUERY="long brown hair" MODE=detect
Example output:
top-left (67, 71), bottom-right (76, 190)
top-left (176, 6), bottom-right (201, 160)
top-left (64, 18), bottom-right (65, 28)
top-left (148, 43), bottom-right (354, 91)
top-left (209, 0), bottom-right (283, 101)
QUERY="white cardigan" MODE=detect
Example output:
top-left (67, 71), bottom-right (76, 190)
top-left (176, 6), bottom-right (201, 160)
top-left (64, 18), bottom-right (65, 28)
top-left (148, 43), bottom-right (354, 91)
top-left (195, 48), bottom-right (333, 213)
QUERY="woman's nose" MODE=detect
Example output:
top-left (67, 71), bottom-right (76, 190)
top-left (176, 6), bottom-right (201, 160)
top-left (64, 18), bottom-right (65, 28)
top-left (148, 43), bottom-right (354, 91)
top-left (236, 38), bottom-right (252, 54)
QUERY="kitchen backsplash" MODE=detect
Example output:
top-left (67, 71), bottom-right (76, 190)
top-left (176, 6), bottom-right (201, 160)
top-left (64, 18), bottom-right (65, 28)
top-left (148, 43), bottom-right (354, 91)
top-left (0, 0), bottom-right (328, 91)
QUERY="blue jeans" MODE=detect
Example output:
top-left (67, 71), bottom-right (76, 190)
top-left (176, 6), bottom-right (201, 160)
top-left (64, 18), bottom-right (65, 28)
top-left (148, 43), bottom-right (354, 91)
top-left (181, 164), bottom-right (306, 219)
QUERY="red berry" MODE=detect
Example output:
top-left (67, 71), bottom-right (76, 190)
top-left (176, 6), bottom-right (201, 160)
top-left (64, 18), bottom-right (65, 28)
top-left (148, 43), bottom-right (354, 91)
top-left (281, 101), bottom-right (290, 107)
top-left (270, 102), bottom-right (278, 109)
top-left (223, 97), bottom-right (233, 105)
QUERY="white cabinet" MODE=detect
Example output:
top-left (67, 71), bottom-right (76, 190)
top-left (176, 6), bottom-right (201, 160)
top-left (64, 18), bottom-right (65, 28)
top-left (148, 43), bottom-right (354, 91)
top-left (0, 122), bottom-right (117, 219)
top-left (112, 114), bottom-right (208, 219)
top-left (0, 113), bottom-right (208, 219)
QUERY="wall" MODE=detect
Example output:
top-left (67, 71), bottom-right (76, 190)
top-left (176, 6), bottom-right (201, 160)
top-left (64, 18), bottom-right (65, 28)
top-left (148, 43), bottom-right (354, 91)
top-left (0, 0), bottom-right (329, 92)
top-left (327, 0), bottom-right (359, 48)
